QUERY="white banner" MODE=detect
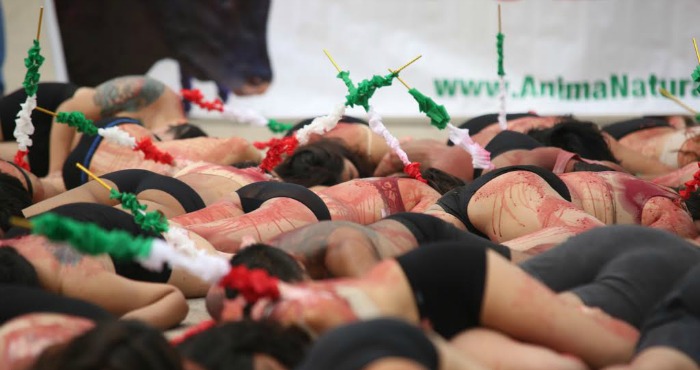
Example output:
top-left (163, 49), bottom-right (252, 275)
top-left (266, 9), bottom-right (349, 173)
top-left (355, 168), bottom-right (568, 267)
top-left (148, 0), bottom-right (700, 120)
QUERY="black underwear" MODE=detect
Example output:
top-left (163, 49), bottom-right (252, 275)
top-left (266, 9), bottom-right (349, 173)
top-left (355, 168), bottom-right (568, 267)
top-left (602, 118), bottom-right (671, 140)
top-left (4, 159), bottom-right (33, 198)
top-left (236, 182), bottom-right (331, 221)
top-left (62, 117), bottom-right (143, 190)
top-left (447, 113), bottom-right (538, 146)
top-left (437, 165), bottom-right (571, 239)
top-left (384, 212), bottom-right (511, 259)
top-left (101, 169), bottom-right (206, 213)
top-left (397, 241), bottom-right (487, 339)
top-left (472, 131), bottom-right (545, 178)
top-left (296, 319), bottom-right (439, 370)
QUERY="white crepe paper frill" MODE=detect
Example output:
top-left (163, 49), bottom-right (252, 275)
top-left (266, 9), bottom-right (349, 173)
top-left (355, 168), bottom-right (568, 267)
top-left (447, 123), bottom-right (494, 170)
top-left (222, 106), bottom-right (270, 127)
top-left (139, 239), bottom-right (231, 285)
top-left (13, 95), bottom-right (37, 150)
top-left (295, 104), bottom-right (346, 145)
top-left (368, 106), bottom-right (410, 166)
top-left (497, 75), bottom-right (507, 131)
top-left (98, 127), bottom-right (137, 148)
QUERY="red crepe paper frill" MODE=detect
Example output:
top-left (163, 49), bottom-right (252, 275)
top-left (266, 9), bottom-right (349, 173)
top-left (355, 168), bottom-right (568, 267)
top-left (218, 265), bottom-right (280, 303)
top-left (134, 137), bottom-right (175, 165)
top-left (404, 162), bottom-right (427, 183)
top-left (13, 150), bottom-right (30, 171)
top-left (254, 136), bottom-right (299, 172)
top-left (169, 319), bottom-right (217, 346)
top-left (680, 163), bottom-right (700, 200)
top-left (181, 88), bottom-right (224, 112)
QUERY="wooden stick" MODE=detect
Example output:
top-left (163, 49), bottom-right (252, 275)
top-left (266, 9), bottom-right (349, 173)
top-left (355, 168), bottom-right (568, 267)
top-left (36, 7), bottom-right (44, 41)
top-left (75, 163), bottom-right (114, 191)
top-left (393, 55), bottom-right (422, 74)
top-left (34, 106), bottom-right (57, 117)
top-left (659, 88), bottom-right (698, 115)
top-left (694, 38), bottom-right (700, 65)
top-left (498, 4), bottom-right (502, 34)
top-left (323, 49), bottom-right (342, 73)
top-left (9, 216), bottom-right (33, 230)
top-left (388, 69), bottom-right (411, 90)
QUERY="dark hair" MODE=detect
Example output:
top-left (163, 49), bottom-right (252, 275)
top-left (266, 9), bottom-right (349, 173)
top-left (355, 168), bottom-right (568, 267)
top-left (284, 115), bottom-right (368, 137)
top-left (571, 161), bottom-right (617, 173)
top-left (0, 246), bottom-right (40, 287)
top-left (682, 188), bottom-right (700, 221)
top-left (31, 320), bottom-right (182, 370)
top-left (226, 244), bottom-right (304, 300)
top-left (178, 320), bottom-right (311, 370)
top-left (0, 172), bottom-right (32, 232)
top-left (527, 120), bottom-right (618, 163)
top-left (231, 161), bottom-right (261, 169)
top-left (421, 167), bottom-right (467, 194)
top-left (274, 138), bottom-right (373, 187)
top-left (167, 123), bottom-right (208, 139)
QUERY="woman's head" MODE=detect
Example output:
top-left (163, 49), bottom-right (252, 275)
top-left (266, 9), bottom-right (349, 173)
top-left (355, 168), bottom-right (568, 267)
top-left (0, 172), bottom-right (32, 234)
top-left (274, 138), bottom-right (373, 187)
top-left (177, 320), bottom-right (311, 370)
top-left (156, 123), bottom-right (209, 141)
top-left (0, 246), bottom-right (40, 287)
top-left (31, 320), bottom-right (183, 370)
top-left (528, 120), bottom-right (618, 163)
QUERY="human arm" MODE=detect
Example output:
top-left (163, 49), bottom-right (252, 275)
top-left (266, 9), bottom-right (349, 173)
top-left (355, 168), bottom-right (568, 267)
top-left (604, 133), bottom-right (675, 176)
top-left (48, 89), bottom-right (102, 173)
top-left (155, 137), bottom-right (261, 165)
top-left (59, 269), bottom-right (188, 329)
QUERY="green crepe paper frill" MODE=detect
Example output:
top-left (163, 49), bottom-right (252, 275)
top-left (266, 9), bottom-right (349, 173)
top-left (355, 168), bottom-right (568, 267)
top-left (408, 88), bottom-right (451, 130)
top-left (337, 71), bottom-right (357, 95)
top-left (267, 119), bottom-right (294, 134)
top-left (345, 73), bottom-right (397, 111)
top-left (31, 212), bottom-right (153, 260)
top-left (109, 189), bottom-right (169, 234)
top-left (695, 113), bottom-right (700, 123)
top-left (23, 40), bottom-right (44, 97)
top-left (496, 33), bottom-right (505, 77)
top-left (692, 65), bottom-right (700, 94)
top-left (56, 112), bottom-right (98, 136)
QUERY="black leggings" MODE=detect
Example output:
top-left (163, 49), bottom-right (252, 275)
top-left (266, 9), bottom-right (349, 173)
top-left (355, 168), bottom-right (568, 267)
top-left (637, 264), bottom-right (700, 363)
top-left (397, 241), bottom-right (487, 339)
top-left (236, 182), bottom-right (331, 221)
top-left (602, 118), bottom-right (671, 140)
top-left (0, 82), bottom-right (79, 177)
top-left (436, 165), bottom-right (571, 239)
top-left (100, 169), bottom-right (205, 214)
top-left (384, 212), bottom-right (511, 259)
top-left (520, 225), bottom-right (700, 328)
top-left (296, 319), bottom-right (438, 370)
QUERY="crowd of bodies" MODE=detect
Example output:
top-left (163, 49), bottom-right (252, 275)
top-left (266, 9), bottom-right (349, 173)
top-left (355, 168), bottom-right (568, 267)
top-left (1, 75), bottom-right (700, 369)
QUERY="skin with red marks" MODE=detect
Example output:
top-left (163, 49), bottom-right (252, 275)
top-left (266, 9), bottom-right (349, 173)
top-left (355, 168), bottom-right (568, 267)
top-left (466, 171), bottom-right (603, 248)
top-left (313, 123), bottom-right (390, 167)
top-left (178, 178), bottom-right (440, 252)
top-left (562, 171), bottom-right (697, 238)
top-left (619, 126), bottom-right (700, 168)
top-left (651, 161), bottom-right (700, 188)
top-left (0, 313), bottom-right (94, 370)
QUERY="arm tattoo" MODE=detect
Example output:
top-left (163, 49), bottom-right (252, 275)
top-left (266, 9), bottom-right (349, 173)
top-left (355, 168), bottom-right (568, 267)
top-left (93, 76), bottom-right (165, 117)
